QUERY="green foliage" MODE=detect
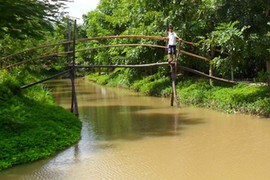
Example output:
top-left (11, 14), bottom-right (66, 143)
top-left (178, 81), bottom-right (270, 115)
top-left (0, 70), bottom-right (81, 170)
top-left (140, 78), bottom-right (170, 96)
top-left (106, 72), bottom-right (131, 88)
top-left (0, 70), bottom-right (21, 101)
top-left (96, 74), bottom-right (111, 85)
top-left (0, 0), bottom-right (69, 39)
top-left (255, 71), bottom-right (269, 83)
top-left (178, 79), bottom-right (211, 106)
top-left (0, 97), bottom-right (81, 170)
top-left (132, 74), bottom-right (170, 96)
top-left (24, 85), bottom-right (55, 104)
top-left (132, 74), bottom-right (160, 91)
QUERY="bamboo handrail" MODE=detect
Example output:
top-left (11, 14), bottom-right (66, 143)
top-left (0, 41), bottom-right (72, 62)
top-left (179, 50), bottom-right (209, 61)
top-left (72, 62), bottom-right (169, 68)
top-left (3, 43), bottom-right (211, 69)
top-left (76, 44), bottom-right (166, 52)
top-left (0, 35), bottom-right (165, 62)
top-left (76, 35), bottom-right (165, 42)
top-left (0, 35), bottom-right (195, 62)
top-left (3, 52), bottom-right (71, 69)
top-left (178, 66), bottom-right (237, 84)
top-left (0, 35), bottom-right (228, 63)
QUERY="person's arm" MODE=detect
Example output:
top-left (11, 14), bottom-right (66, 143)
top-left (176, 35), bottom-right (182, 42)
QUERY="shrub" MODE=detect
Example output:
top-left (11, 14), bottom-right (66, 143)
top-left (0, 70), bottom-right (21, 100)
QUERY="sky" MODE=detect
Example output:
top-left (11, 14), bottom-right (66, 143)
top-left (65, 0), bottom-right (100, 23)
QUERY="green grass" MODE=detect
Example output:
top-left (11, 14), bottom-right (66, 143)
top-left (0, 70), bottom-right (82, 170)
top-left (0, 96), bottom-right (81, 170)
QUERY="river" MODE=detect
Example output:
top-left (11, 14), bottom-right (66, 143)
top-left (1, 78), bottom-right (270, 180)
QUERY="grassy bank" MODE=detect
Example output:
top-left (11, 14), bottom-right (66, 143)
top-left (0, 71), bottom-right (82, 170)
top-left (87, 72), bottom-right (270, 117)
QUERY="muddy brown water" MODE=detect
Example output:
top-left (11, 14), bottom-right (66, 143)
top-left (1, 79), bottom-right (270, 180)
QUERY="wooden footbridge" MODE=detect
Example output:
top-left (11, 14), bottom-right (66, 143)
top-left (0, 20), bottom-right (236, 117)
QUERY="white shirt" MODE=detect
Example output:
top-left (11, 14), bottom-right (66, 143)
top-left (168, 32), bottom-right (178, 46)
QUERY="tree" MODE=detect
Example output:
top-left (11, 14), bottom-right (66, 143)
top-left (0, 0), bottom-right (68, 39)
top-left (216, 0), bottom-right (270, 83)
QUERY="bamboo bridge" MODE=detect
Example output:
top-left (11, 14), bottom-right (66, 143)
top-left (0, 20), bottom-right (236, 117)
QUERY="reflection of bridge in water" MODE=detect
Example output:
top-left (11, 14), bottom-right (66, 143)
top-left (0, 20), bottom-right (236, 117)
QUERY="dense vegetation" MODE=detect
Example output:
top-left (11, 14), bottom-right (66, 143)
top-left (80, 0), bottom-right (269, 83)
top-left (0, 70), bottom-right (81, 170)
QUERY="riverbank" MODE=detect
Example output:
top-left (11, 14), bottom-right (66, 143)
top-left (0, 71), bottom-right (82, 170)
top-left (86, 73), bottom-right (270, 117)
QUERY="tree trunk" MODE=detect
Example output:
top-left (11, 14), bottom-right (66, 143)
top-left (266, 60), bottom-right (270, 86)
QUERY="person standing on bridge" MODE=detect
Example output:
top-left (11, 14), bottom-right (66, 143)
top-left (164, 25), bottom-right (182, 63)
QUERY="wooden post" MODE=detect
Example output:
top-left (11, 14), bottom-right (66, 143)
top-left (170, 64), bottom-right (174, 106)
top-left (231, 65), bottom-right (234, 81)
top-left (266, 60), bottom-right (270, 86)
top-left (70, 20), bottom-right (79, 117)
top-left (208, 48), bottom-right (215, 86)
top-left (67, 19), bottom-right (72, 65)
top-left (170, 63), bottom-right (180, 107)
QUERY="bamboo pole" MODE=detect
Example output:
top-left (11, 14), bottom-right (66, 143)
top-left (179, 50), bottom-right (209, 61)
top-left (76, 35), bottom-right (165, 43)
top-left (76, 44), bottom-right (166, 52)
top-left (170, 64), bottom-right (174, 106)
top-left (3, 52), bottom-right (71, 69)
top-left (20, 69), bottom-right (70, 89)
top-left (67, 19), bottom-right (72, 65)
top-left (178, 66), bottom-right (237, 84)
top-left (267, 60), bottom-right (270, 86)
top-left (72, 62), bottom-right (169, 68)
top-left (170, 63), bottom-right (180, 107)
top-left (70, 20), bottom-right (79, 117)
top-left (0, 41), bottom-right (71, 62)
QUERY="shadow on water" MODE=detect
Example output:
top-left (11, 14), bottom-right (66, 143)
top-left (79, 105), bottom-right (204, 141)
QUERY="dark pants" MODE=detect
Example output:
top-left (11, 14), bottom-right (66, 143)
top-left (168, 45), bottom-right (176, 55)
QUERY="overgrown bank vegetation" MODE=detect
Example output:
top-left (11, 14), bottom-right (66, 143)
top-left (87, 71), bottom-right (270, 117)
top-left (0, 70), bottom-right (82, 170)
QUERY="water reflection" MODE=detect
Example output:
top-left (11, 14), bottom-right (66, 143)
top-left (80, 105), bottom-right (204, 140)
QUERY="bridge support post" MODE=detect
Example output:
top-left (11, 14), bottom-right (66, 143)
top-left (170, 62), bottom-right (180, 107)
top-left (69, 19), bottom-right (79, 117)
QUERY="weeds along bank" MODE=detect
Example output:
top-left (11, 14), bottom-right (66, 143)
top-left (0, 70), bottom-right (82, 170)
top-left (87, 72), bottom-right (270, 117)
